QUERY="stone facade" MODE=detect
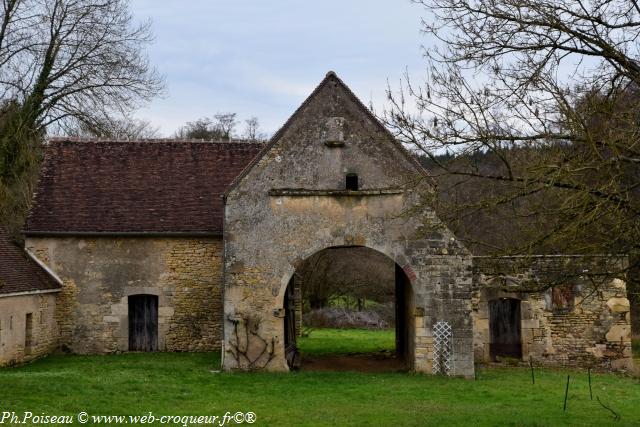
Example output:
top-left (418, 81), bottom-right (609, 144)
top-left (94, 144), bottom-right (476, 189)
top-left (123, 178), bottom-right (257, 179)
top-left (472, 255), bottom-right (633, 371)
top-left (0, 292), bottom-right (59, 366)
top-left (25, 237), bottom-right (223, 353)
top-left (223, 72), bottom-right (475, 375)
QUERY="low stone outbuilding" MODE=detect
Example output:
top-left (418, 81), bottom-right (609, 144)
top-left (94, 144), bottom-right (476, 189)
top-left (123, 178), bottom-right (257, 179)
top-left (473, 255), bottom-right (632, 370)
top-left (0, 229), bottom-right (61, 366)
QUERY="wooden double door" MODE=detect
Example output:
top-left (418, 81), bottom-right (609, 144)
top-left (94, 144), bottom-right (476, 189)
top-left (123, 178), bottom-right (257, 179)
top-left (128, 294), bottom-right (158, 352)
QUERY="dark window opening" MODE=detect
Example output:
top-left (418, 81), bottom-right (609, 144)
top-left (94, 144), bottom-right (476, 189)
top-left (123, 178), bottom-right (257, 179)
top-left (551, 285), bottom-right (575, 313)
top-left (346, 173), bottom-right (358, 191)
top-left (25, 313), bottom-right (33, 355)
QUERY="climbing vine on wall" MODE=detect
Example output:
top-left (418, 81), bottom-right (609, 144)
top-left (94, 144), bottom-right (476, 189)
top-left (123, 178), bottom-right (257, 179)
top-left (226, 313), bottom-right (276, 370)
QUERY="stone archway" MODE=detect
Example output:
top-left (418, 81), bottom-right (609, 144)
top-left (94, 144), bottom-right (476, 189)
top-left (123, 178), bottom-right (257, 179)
top-left (222, 72), bottom-right (475, 377)
top-left (279, 245), bottom-right (416, 371)
top-left (222, 190), bottom-right (474, 376)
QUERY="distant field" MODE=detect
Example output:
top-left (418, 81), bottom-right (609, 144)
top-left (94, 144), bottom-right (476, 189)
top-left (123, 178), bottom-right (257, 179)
top-left (1, 329), bottom-right (639, 426)
top-left (298, 328), bottom-right (395, 356)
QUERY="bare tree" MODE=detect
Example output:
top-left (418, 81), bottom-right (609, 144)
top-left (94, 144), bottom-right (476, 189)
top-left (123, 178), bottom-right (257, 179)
top-left (0, 0), bottom-right (164, 233)
top-left (0, 0), bottom-right (164, 132)
top-left (299, 247), bottom-right (395, 310)
top-left (214, 112), bottom-right (237, 140)
top-left (174, 117), bottom-right (222, 140)
top-left (384, 0), bottom-right (640, 259)
top-left (243, 116), bottom-right (259, 141)
top-left (383, 0), bottom-right (640, 328)
top-left (174, 113), bottom-right (245, 141)
top-left (64, 116), bottom-right (160, 139)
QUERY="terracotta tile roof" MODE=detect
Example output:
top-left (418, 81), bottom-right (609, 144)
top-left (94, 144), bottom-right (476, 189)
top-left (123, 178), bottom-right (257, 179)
top-left (24, 139), bottom-right (262, 234)
top-left (0, 229), bottom-right (60, 295)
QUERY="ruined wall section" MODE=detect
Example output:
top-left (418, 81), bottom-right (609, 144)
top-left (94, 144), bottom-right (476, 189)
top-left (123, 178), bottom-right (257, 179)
top-left (25, 237), bottom-right (223, 354)
top-left (224, 74), bottom-right (474, 375)
top-left (472, 255), bottom-right (632, 371)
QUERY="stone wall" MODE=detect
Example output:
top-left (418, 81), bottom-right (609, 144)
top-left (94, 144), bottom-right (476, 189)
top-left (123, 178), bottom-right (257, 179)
top-left (0, 292), bottom-right (59, 366)
top-left (25, 237), bottom-right (223, 354)
top-left (472, 255), bottom-right (632, 371)
top-left (224, 73), bottom-right (475, 376)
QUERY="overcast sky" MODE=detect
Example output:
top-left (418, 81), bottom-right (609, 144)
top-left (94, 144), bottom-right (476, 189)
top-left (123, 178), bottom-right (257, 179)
top-left (130, 1), bottom-right (427, 137)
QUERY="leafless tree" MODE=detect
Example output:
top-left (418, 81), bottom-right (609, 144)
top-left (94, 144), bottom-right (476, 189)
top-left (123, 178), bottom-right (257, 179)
top-left (0, 0), bottom-right (164, 233)
top-left (174, 117), bottom-right (222, 140)
top-left (64, 116), bottom-right (160, 139)
top-left (243, 116), bottom-right (266, 142)
top-left (299, 247), bottom-right (395, 310)
top-left (174, 113), bottom-right (244, 141)
top-left (384, 0), bottom-right (640, 257)
top-left (383, 0), bottom-right (640, 327)
top-left (0, 0), bottom-right (164, 132)
top-left (214, 112), bottom-right (237, 140)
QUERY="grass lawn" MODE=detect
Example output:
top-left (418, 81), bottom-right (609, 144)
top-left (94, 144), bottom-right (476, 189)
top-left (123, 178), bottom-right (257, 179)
top-left (298, 328), bottom-right (395, 356)
top-left (0, 329), bottom-right (639, 426)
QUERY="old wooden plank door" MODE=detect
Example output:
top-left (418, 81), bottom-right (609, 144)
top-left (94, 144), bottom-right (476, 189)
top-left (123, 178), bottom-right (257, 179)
top-left (395, 264), bottom-right (408, 358)
top-left (284, 277), bottom-right (301, 369)
top-left (489, 298), bottom-right (522, 360)
top-left (128, 294), bottom-right (158, 352)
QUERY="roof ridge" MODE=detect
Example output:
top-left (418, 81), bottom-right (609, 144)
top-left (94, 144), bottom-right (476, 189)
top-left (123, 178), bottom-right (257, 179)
top-left (46, 137), bottom-right (264, 146)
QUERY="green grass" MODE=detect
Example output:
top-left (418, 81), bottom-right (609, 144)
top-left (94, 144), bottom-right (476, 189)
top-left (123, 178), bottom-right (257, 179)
top-left (298, 328), bottom-right (395, 356)
top-left (1, 330), bottom-right (639, 426)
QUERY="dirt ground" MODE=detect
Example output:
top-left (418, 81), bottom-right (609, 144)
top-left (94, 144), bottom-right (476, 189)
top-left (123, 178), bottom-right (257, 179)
top-left (301, 351), bottom-right (407, 373)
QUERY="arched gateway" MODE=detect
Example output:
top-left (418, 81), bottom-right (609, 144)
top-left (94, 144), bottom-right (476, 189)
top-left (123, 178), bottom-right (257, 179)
top-left (223, 72), bottom-right (474, 376)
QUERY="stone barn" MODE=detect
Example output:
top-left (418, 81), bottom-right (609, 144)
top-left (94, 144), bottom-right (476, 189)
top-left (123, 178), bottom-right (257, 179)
top-left (20, 72), bottom-right (633, 374)
top-left (0, 229), bottom-right (60, 366)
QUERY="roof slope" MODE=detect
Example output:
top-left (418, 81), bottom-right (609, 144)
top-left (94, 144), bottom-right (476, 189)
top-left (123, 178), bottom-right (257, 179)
top-left (0, 229), bottom-right (60, 295)
top-left (25, 139), bottom-right (262, 234)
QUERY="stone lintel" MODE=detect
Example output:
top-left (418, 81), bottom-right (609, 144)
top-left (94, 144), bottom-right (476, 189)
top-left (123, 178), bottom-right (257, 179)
top-left (268, 188), bottom-right (403, 197)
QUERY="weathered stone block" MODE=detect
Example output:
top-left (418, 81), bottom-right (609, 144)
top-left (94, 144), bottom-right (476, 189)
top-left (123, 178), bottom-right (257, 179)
top-left (521, 319), bottom-right (539, 329)
top-left (606, 297), bottom-right (630, 313)
top-left (606, 324), bottom-right (630, 342)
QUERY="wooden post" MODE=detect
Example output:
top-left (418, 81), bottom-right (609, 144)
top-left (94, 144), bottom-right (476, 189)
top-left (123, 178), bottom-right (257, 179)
top-left (529, 355), bottom-right (535, 385)
top-left (563, 375), bottom-right (570, 412)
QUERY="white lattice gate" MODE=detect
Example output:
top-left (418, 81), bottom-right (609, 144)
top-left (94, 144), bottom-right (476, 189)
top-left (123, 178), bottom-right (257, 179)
top-left (433, 320), bottom-right (453, 376)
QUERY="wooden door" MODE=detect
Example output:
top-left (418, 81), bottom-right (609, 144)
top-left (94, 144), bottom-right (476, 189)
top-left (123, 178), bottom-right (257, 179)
top-left (489, 298), bottom-right (522, 360)
top-left (284, 277), bottom-right (300, 369)
top-left (395, 264), bottom-right (407, 357)
top-left (128, 294), bottom-right (158, 352)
